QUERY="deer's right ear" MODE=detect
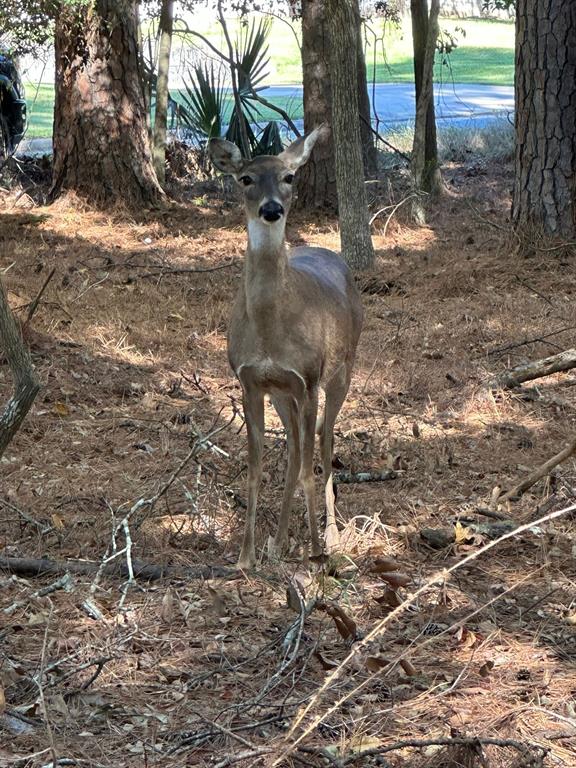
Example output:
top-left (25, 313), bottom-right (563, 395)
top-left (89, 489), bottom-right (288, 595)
top-left (208, 138), bottom-right (244, 174)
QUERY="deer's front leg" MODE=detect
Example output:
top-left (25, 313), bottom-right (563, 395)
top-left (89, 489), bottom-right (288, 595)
top-left (238, 384), bottom-right (265, 570)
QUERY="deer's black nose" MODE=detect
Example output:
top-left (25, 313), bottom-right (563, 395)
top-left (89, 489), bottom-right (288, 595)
top-left (259, 201), bottom-right (284, 222)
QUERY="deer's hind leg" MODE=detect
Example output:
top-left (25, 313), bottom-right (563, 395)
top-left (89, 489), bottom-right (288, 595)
top-left (300, 386), bottom-right (322, 558)
top-left (270, 394), bottom-right (301, 559)
top-left (320, 366), bottom-right (351, 550)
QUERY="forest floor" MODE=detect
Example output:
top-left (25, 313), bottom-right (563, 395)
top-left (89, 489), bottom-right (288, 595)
top-left (1, 148), bottom-right (575, 768)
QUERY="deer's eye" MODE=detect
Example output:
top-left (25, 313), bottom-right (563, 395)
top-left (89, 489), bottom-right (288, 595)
top-left (283, 174), bottom-right (295, 185)
top-left (239, 175), bottom-right (253, 187)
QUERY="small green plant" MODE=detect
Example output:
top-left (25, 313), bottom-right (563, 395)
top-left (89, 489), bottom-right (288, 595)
top-left (175, 17), bottom-right (287, 156)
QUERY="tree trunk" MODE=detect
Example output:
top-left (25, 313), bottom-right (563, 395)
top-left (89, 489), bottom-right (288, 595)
top-left (296, 0), bottom-right (338, 211)
top-left (513, 0), bottom-right (576, 237)
top-left (326, 0), bottom-right (375, 270)
top-left (355, 7), bottom-right (378, 178)
top-left (411, 0), bottom-right (441, 193)
top-left (50, 0), bottom-right (164, 208)
top-left (152, 0), bottom-right (175, 186)
top-left (0, 278), bottom-right (40, 459)
top-left (410, 0), bottom-right (440, 223)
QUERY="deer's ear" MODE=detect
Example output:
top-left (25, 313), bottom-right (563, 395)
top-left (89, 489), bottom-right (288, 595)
top-left (208, 138), bottom-right (244, 174)
top-left (279, 124), bottom-right (326, 172)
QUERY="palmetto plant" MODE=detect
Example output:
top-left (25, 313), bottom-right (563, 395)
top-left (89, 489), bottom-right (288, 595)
top-left (176, 17), bottom-right (285, 157)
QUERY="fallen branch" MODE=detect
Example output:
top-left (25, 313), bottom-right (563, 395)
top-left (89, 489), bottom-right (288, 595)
top-left (324, 736), bottom-right (547, 766)
top-left (333, 469), bottom-right (397, 484)
top-left (2, 573), bottom-right (74, 615)
top-left (489, 347), bottom-right (576, 389)
top-left (0, 556), bottom-right (234, 581)
top-left (0, 276), bottom-right (40, 458)
top-left (501, 434), bottom-right (576, 502)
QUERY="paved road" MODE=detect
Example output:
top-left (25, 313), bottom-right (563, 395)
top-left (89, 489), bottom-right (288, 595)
top-left (17, 83), bottom-right (514, 157)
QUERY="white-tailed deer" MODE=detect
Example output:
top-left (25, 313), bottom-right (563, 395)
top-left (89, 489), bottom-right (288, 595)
top-left (209, 128), bottom-right (363, 569)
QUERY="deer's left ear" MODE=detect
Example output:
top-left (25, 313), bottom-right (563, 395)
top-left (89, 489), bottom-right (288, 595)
top-left (279, 124), bottom-right (327, 172)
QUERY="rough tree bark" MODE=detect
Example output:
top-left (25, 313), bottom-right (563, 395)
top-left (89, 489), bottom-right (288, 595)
top-left (410, 0), bottom-right (440, 223)
top-left (152, 0), bottom-right (175, 186)
top-left (355, 4), bottom-right (378, 179)
top-left (326, 0), bottom-right (375, 269)
top-left (296, 0), bottom-right (338, 210)
top-left (0, 279), bottom-right (40, 459)
top-left (50, 0), bottom-right (164, 208)
top-left (411, 0), bottom-right (441, 193)
top-left (513, 0), bottom-right (576, 237)
top-left (297, 0), bottom-right (377, 211)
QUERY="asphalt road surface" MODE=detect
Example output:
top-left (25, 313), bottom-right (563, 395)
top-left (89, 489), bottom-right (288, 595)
top-left (17, 82), bottom-right (514, 157)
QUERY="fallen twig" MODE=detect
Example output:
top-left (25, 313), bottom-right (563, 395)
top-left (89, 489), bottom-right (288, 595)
top-left (2, 573), bottom-right (74, 615)
top-left (137, 261), bottom-right (237, 279)
top-left (333, 469), bottom-right (397, 484)
top-left (25, 267), bottom-right (56, 325)
top-left (501, 434), bottom-right (576, 501)
top-left (489, 347), bottom-right (576, 389)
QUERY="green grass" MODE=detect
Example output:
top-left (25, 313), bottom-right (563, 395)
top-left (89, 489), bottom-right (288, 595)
top-left (23, 16), bottom-right (514, 138)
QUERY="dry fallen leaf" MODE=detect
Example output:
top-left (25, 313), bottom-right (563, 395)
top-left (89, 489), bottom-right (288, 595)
top-left (53, 401), bottom-right (70, 417)
top-left (365, 656), bottom-right (390, 673)
top-left (399, 658), bottom-right (417, 677)
top-left (314, 651), bottom-right (339, 671)
top-left (374, 588), bottom-right (402, 608)
top-left (478, 659), bottom-right (495, 678)
top-left (378, 571), bottom-right (411, 588)
top-left (51, 513), bottom-right (65, 530)
top-left (369, 557), bottom-right (401, 574)
top-left (454, 520), bottom-right (472, 545)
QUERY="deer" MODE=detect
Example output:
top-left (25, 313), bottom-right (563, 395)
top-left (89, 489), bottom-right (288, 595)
top-left (209, 127), bottom-right (363, 570)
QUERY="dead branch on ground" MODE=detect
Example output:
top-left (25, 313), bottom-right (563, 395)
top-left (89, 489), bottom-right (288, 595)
top-left (489, 347), bottom-right (576, 389)
top-left (501, 434), bottom-right (576, 502)
top-left (0, 276), bottom-right (40, 458)
top-left (0, 556), bottom-right (234, 581)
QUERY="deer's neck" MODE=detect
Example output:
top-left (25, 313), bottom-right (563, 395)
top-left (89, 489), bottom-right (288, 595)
top-left (244, 220), bottom-right (288, 328)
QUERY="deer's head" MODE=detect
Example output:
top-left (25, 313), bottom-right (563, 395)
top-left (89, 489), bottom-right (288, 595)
top-left (208, 128), bottom-right (323, 227)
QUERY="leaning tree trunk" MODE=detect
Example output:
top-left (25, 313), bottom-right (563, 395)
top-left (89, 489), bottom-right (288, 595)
top-left (153, 0), bottom-right (175, 186)
top-left (411, 0), bottom-right (441, 193)
top-left (0, 279), bottom-right (39, 459)
top-left (326, 0), bottom-right (375, 270)
top-left (513, 0), bottom-right (576, 237)
top-left (410, 0), bottom-right (440, 223)
top-left (296, 0), bottom-right (338, 211)
top-left (355, 6), bottom-right (378, 178)
top-left (50, 0), bottom-right (164, 208)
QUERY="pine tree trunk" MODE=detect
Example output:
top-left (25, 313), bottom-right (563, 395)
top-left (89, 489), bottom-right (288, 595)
top-left (355, 6), bottom-right (378, 178)
top-left (411, 0), bottom-right (441, 193)
top-left (50, 0), bottom-right (164, 208)
top-left (513, 0), bottom-right (576, 237)
top-left (326, 0), bottom-right (375, 270)
top-left (296, 0), bottom-right (338, 211)
top-left (153, 0), bottom-right (175, 186)
top-left (411, 0), bottom-right (440, 223)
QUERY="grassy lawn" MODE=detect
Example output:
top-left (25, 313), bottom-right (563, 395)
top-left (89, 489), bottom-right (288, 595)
top-left (23, 16), bottom-right (514, 138)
